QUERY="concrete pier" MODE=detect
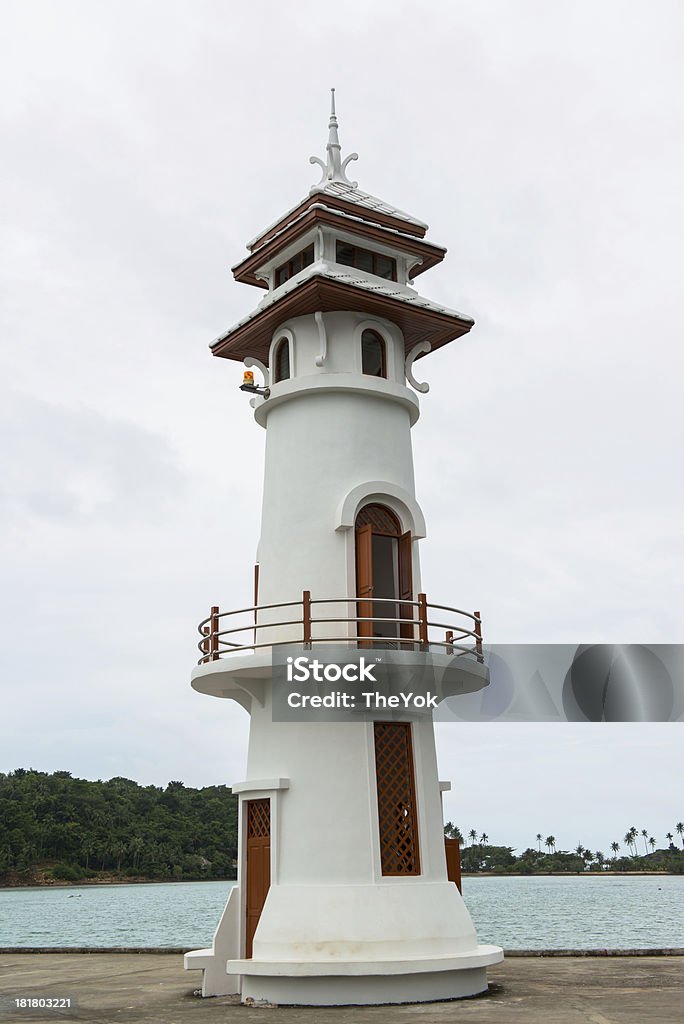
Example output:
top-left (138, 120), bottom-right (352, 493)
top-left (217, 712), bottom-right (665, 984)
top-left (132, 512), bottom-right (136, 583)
top-left (1, 952), bottom-right (683, 1022)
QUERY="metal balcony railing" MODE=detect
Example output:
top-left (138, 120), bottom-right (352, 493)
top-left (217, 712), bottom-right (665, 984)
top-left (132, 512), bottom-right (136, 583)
top-left (197, 593), bottom-right (483, 665)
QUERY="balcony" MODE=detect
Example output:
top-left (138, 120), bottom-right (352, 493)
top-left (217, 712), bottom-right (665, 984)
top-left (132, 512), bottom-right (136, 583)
top-left (197, 593), bottom-right (483, 664)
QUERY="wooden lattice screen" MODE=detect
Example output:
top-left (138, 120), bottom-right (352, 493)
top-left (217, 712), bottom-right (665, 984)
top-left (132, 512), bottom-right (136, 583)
top-left (247, 799), bottom-right (270, 839)
top-left (373, 721), bottom-right (420, 875)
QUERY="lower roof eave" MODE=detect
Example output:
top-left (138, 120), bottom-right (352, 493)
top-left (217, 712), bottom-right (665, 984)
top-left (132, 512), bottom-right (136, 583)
top-left (210, 275), bottom-right (473, 364)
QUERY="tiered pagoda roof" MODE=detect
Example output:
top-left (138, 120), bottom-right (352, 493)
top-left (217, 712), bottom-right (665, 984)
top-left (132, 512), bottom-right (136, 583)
top-left (213, 91), bottom-right (473, 363)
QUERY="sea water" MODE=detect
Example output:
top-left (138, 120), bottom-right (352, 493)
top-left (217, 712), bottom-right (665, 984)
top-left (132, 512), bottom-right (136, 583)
top-left (1, 876), bottom-right (683, 950)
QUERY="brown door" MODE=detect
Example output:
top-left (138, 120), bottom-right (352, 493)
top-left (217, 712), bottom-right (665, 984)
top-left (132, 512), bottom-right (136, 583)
top-left (356, 523), bottom-right (374, 645)
top-left (444, 837), bottom-right (462, 892)
top-left (355, 505), bottom-right (414, 646)
top-left (245, 799), bottom-right (270, 958)
top-left (398, 530), bottom-right (414, 642)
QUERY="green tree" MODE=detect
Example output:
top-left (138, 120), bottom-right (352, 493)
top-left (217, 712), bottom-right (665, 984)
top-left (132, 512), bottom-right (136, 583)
top-left (640, 829), bottom-right (649, 855)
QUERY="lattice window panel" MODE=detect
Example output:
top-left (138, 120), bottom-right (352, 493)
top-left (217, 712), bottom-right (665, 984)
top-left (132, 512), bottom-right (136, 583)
top-left (356, 503), bottom-right (400, 535)
top-left (247, 799), bottom-right (270, 839)
top-left (373, 722), bottom-right (420, 875)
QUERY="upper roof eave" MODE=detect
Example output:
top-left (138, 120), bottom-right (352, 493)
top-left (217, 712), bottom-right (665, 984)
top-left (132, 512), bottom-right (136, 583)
top-left (231, 204), bottom-right (447, 288)
top-left (246, 184), bottom-right (428, 252)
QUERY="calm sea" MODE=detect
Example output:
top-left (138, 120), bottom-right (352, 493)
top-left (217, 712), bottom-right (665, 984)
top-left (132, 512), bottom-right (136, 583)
top-left (1, 876), bottom-right (683, 950)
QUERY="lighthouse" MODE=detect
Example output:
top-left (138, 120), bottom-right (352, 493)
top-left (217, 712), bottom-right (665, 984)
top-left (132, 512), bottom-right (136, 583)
top-left (184, 92), bottom-right (503, 1006)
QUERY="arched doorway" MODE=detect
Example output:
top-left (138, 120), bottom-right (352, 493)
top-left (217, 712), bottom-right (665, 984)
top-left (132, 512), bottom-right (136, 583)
top-left (355, 504), bottom-right (413, 646)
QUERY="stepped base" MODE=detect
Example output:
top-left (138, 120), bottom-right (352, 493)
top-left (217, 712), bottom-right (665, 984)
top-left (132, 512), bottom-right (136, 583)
top-left (230, 946), bottom-right (503, 1005)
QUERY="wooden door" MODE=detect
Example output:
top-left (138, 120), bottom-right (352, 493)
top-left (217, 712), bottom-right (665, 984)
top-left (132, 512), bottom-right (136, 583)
top-left (356, 523), bottom-right (374, 645)
top-left (444, 837), bottom-right (462, 893)
top-left (398, 530), bottom-right (414, 642)
top-left (245, 799), bottom-right (270, 959)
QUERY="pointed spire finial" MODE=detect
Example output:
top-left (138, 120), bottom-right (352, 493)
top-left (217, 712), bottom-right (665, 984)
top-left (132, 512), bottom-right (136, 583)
top-left (309, 89), bottom-right (359, 191)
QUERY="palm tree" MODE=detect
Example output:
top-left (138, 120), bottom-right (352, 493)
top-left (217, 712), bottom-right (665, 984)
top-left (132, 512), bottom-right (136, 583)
top-left (536, 833), bottom-right (543, 852)
top-left (545, 835), bottom-right (556, 854)
top-left (467, 829), bottom-right (476, 846)
top-left (640, 829), bottom-right (649, 855)
top-left (112, 840), bottom-right (127, 872)
top-left (623, 831), bottom-right (634, 856)
top-left (82, 838), bottom-right (96, 870)
top-left (128, 835), bottom-right (144, 870)
top-left (575, 844), bottom-right (585, 858)
top-left (626, 827), bottom-right (639, 856)
top-left (648, 837), bottom-right (656, 854)
top-left (610, 841), bottom-right (620, 862)
top-left (480, 833), bottom-right (489, 846)
top-left (595, 851), bottom-right (605, 870)
top-left (676, 823), bottom-right (684, 849)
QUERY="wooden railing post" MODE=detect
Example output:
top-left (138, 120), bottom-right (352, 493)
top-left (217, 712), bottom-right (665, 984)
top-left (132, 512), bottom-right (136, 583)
top-left (200, 625), bottom-right (210, 662)
top-left (210, 606), bottom-right (219, 661)
top-left (445, 629), bottom-right (454, 656)
top-left (474, 611), bottom-right (483, 664)
top-left (418, 593), bottom-right (428, 648)
top-left (302, 590), bottom-right (312, 646)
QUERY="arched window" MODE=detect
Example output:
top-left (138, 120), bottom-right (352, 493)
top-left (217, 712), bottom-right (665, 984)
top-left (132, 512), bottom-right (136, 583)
top-left (361, 329), bottom-right (386, 378)
top-left (273, 337), bottom-right (290, 383)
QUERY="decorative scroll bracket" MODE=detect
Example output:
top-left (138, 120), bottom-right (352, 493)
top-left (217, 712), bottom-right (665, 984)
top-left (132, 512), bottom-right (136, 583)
top-left (405, 342), bottom-right (431, 393)
top-left (314, 311), bottom-right (327, 367)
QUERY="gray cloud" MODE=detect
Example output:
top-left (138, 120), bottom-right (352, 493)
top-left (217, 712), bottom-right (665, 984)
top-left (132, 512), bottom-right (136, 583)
top-left (0, 0), bottom-right (682, 851)
top-left (0, 393), bottom-right (186, 525)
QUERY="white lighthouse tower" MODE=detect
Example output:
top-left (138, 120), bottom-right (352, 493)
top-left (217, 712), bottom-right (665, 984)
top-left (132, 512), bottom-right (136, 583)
top-left (184, 93), bottom-right (503, 1006)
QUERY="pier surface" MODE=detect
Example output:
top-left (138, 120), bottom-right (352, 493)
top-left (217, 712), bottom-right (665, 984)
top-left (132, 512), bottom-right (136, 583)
top-left (1, 952), bottom-right (682, 1023)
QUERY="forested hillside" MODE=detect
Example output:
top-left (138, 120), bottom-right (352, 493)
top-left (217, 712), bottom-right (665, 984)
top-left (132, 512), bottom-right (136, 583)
top-left (0, 769), bottom-right (238, 885)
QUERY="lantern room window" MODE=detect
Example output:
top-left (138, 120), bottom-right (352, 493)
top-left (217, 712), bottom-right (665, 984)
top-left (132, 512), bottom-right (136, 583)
top-left (274, 244), bottom-right (315, 287)
top-left (361, 329), bottom-right (386, 378)
top-left (336, 241), bottom-right (396, 281)
top-left (273, 338), bottom-right (290, 383)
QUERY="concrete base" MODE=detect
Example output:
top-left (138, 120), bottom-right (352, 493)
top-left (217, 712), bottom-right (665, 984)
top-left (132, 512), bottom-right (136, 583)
top-left (240, 966), bottom-right (488, 1006)
top-left (231, 946), bottom-right (502, 1005)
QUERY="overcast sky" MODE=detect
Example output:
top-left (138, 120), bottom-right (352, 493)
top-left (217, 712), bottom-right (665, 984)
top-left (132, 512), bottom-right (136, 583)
top-left (1, 1), bottom-right (683, 857)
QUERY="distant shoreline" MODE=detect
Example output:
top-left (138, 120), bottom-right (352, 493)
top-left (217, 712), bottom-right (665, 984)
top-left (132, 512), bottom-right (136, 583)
top-left (1, 872), bottom-right (682, 891)
top-left (462, 871), bottom-right (681, 877)
top-left (0, 876), bottom-right (237, 891)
